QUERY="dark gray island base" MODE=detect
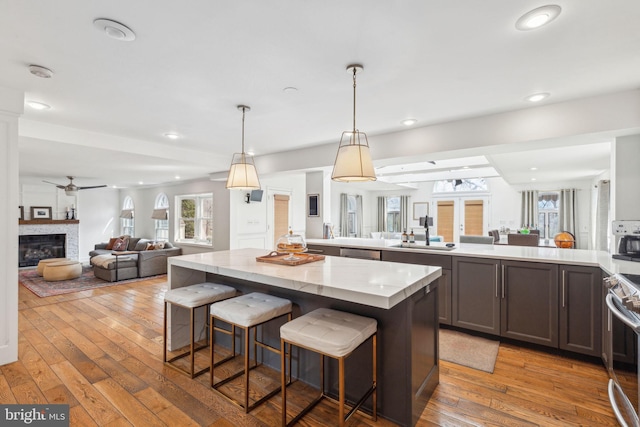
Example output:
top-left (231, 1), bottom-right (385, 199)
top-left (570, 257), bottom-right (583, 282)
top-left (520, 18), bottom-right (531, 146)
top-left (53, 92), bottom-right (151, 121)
top-left (168, 250), bottom-right (440, 427)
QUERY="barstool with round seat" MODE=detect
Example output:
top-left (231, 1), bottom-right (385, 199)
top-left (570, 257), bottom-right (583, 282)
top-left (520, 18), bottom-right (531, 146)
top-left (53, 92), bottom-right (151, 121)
top-left (163, 282), bottom-right (236, 378)
top-left (280, 307), bottom-right (377, 427)
top-left (210, 292), bottom-right (292, 413)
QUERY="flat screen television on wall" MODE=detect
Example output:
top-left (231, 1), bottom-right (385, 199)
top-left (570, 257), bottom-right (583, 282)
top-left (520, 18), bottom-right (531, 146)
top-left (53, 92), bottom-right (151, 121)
top-left (250, 189), bottom-right (264, 202)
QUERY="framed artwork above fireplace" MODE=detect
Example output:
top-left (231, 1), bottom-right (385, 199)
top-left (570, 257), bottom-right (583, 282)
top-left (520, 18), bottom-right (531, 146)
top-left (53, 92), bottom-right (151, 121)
top-left (30, 206), bottom-right (52, 220)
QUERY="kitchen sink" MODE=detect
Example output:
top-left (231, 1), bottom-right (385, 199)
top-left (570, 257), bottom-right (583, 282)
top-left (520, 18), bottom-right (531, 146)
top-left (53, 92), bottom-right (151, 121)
top-left (389, 243), bottom-right (456, 251)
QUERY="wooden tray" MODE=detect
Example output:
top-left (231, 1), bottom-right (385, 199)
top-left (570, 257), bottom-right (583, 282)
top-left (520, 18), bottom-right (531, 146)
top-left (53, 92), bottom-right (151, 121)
top-left (256, 251), bottom-right (325, 266)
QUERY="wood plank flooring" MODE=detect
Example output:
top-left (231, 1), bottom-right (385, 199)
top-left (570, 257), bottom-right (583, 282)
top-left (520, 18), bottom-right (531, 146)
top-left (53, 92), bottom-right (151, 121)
top-left (5, 276), bottom-right (618, 426)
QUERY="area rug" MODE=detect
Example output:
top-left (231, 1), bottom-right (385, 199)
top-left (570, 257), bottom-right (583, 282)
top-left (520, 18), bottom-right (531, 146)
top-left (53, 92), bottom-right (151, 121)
top-left (19, 265), bottom-right (165, 297)
top-left (440, 328), bottom-right (500, 373)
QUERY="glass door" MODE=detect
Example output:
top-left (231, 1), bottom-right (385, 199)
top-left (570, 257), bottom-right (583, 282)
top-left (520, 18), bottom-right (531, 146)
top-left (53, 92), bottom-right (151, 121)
top-left (434, 196), bottom-right (489, 242)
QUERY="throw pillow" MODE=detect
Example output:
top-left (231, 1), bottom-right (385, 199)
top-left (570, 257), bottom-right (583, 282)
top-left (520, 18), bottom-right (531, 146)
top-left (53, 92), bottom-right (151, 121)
top-left (112, 238), bottom-right (128, 251)
top-left (155, 242), bottom-right (165, 250)
top-left (145, 242), bottom-right (156, 250)
top-left (105, 237), bottom-right (118, 250)
top-left (134, 239), bottom-right (150, 251)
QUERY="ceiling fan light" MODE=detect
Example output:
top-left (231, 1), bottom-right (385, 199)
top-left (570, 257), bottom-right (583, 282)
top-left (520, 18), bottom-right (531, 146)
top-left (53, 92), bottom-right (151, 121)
top-left (65, 189), bottom-right (78, 197)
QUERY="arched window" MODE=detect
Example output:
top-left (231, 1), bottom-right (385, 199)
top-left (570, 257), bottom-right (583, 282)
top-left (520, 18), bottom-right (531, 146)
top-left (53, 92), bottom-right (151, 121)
top-left (433, 178), bottom-right (488, 192)
top-left (120, 196), bottom-right (135, 236)
top-left (153, 193), bottom-right (169, 242)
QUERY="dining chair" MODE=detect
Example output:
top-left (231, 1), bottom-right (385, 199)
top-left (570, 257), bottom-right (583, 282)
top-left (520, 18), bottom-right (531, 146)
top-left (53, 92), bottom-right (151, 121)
top-left (507, 233), bottom-right (539, 246)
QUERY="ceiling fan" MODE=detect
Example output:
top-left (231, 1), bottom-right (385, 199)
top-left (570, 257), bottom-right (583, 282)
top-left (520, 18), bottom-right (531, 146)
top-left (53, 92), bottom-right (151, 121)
top-left (43, 176), bottom-right (107, 196)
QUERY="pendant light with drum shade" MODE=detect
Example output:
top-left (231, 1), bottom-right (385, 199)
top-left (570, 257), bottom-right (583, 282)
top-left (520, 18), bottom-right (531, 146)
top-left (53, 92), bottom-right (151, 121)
top-left (226, 105), bottom-right (261, 190)
top-left (331, 64), bottom-right (376, 182)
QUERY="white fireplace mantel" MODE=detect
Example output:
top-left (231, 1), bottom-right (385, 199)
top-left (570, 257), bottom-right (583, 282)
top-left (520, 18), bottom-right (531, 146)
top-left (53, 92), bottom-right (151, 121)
top-left (19, 220), bottom-right (79, 260)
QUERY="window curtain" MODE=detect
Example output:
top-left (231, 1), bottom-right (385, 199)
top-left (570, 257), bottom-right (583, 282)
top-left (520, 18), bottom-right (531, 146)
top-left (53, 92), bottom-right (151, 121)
top-left (595, 180), bottom-right (610, 251)
top-left (399, 195), bottom-right (409, 232)
top-left (151, 208), bottom-right (168, 220)
top-left (356, 195), bottom-right (363, 238)
top-left (520, 190), bottom-right (538, 228)
top-left (559, 188), bottom-right (577, 246)
top-left (377, 197), bottom-right (386, 232)
top-left (339, 193), bottom-right (348, 237)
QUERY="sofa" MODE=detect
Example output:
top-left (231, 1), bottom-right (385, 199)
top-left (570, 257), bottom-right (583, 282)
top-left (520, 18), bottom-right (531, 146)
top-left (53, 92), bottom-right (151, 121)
top-left (89, 237), bottom-right (182, 282)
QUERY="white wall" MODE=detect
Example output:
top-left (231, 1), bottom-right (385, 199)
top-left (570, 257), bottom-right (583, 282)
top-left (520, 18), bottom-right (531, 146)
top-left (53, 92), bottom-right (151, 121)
top-left (0, 85), bottom-right (22, 366)
top-left (230, 173), bottom-right (306, 250)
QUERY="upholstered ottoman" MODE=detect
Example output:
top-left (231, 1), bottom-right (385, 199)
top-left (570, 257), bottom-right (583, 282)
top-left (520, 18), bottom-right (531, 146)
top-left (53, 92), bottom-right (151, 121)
top-left (43, 260), bottom-right (82, 281)
top-left (37, 258), bottom-right (69, 276)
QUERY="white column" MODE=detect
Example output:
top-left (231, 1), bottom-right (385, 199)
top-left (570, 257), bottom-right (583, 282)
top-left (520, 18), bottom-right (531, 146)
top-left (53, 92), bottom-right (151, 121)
top-left (0, 86), bottom-right (23, 366)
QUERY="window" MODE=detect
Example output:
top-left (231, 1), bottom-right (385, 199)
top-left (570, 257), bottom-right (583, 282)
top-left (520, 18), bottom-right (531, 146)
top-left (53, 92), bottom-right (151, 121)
top-left (386, 196), bottom-right (401, 233)
top-left (120, 196), bottom-right (135, 236)
top-left (347, 195), bottom-right (357, 237)
top-left (175, 193), bottom-right (213, 245)
top-left (538, 192), bottom-right (560, 239)
top-left (154, 193), bottom-right (169, 242)
top-left (433, 178), bottom-right (487, 192)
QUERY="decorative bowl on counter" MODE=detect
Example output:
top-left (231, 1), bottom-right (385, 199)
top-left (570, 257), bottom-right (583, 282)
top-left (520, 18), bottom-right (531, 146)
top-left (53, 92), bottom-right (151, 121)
top-left (276, 229), bottom-right (307, 260)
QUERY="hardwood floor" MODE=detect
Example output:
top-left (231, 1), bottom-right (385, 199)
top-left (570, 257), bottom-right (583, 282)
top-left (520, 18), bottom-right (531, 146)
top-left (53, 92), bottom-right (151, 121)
top-left (5, 277), bottom-right (618, 426)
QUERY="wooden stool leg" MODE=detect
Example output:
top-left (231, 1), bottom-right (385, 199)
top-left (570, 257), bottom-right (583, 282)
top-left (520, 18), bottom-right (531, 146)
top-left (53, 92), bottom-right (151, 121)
top-left (163, 301), bottom-right (168, 363)
top-left (210, 315), bottom-right (215, 387)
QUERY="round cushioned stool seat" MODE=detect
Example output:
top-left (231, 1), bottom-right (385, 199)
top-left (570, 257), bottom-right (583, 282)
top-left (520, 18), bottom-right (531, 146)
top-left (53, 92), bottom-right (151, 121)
top-left (280, 307), bottom-right (377, 357)
top-left (37, 258), bottom-right (69, 276)
top-left (210, 292), bottom-right (292, 327)
top-left (165, 283), bottom-right (236, 308)
top-left (43, 260), bottom-right (82, 282)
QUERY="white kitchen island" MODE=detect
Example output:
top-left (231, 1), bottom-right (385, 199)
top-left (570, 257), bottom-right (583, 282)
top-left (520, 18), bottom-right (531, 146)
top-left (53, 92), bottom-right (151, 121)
top-left (168, 248), bottom-right (442, 427)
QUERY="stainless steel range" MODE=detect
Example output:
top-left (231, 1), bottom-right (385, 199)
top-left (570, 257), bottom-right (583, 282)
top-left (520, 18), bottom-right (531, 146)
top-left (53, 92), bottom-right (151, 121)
top-left (604, 273), bottom-right (640, 426)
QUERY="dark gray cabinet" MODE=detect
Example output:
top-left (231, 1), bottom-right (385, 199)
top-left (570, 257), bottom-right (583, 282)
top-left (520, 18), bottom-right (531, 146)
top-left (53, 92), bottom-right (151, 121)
top-left (453, 258), bottom-right (560, 348)
top-left (559, 265), bottom-right (602, 356)
top-left (381, 251), bottom-right (452, 325)
top-left (452, 257), bottom-right (500, 335)
top-left (501, 260), bottom-right (558, 347)
top-left (306, 244), bottom-right (341, 257)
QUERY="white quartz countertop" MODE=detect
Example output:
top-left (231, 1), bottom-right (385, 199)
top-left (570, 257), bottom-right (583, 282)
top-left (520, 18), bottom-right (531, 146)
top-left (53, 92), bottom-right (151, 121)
top-left (169, 248), bottom-right (442, 309)
top-left (306, 238), bottom-right (640, 276)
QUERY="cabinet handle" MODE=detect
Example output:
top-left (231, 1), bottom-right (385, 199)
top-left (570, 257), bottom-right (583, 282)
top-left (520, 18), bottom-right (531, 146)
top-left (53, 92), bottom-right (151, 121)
top-left (562, 270), bottom-right (566, 308)
top-left (495, 264), bottom-right (499, 298)
top-left (501, 264), bottom-right (505, 299)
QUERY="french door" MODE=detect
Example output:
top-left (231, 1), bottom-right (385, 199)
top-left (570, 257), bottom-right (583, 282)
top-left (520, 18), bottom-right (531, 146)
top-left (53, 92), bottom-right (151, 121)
top-left (434, 196), bottom-right (489, 242)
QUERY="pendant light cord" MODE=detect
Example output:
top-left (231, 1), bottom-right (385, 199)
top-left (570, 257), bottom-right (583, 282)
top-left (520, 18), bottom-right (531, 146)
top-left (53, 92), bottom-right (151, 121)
top-left (241, 106), bottom-right (246, 154)
top-left (352, 67), bottom-right (357, 133)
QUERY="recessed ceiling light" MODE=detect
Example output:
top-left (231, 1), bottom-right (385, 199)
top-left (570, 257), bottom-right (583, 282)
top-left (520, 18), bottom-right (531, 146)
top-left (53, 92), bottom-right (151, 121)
top-left (28, 65), bottom-right (53, 79)
top-left (525, 92), bottom-right (550, 103)
top-left (531, 178), bottom-right (537, 181)
top-left (93, 18), bottom-right (136, 41)
top-left (164, 133), bottom-right (180, 140)
top-left (246, 150), bottom-right (255, 156)
top-left (516, 5), bottom-right (561, 31)
top-left (283, 87), bottom-right (298, 93)
top-left (175, 175), bottom-right (181, 180)
top-left (530, 167), bottom-right (538, 171)
top-left (401, 118), bottom-right (417, 126)
top-left (138, 181), bottom-right (144, 185)
top-left (26, 101), bottom-right (51, 110)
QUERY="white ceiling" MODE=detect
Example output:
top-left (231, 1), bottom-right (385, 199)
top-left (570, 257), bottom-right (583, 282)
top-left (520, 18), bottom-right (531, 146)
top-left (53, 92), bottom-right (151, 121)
top-left (3, 1), bottom-right (638, 189)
